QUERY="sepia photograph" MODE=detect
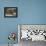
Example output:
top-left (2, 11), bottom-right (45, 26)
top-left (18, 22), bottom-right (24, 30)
top-left (4, 7), bottom-right (18, 17)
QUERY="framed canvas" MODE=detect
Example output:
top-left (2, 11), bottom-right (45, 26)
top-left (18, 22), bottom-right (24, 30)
top-left (4, 7), bottom-right (18, 18)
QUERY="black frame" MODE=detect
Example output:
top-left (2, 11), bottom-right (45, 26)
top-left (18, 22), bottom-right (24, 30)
top-left (4, 7), bottom-right (18, 18)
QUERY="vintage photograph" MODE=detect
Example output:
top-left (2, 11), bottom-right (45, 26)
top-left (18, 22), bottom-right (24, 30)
top-left (4, 7), bottom-right (18, 17)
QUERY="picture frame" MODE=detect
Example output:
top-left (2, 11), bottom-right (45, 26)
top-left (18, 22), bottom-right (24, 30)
top-left (4, 7), bottom-right (18, 18)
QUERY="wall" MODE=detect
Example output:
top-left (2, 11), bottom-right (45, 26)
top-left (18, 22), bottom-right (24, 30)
top-left (0, 0), bottom-right (46, 44)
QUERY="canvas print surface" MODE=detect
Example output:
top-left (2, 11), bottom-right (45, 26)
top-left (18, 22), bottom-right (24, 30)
top-left (4, 7), bottom-right (17, 17)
